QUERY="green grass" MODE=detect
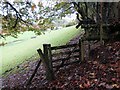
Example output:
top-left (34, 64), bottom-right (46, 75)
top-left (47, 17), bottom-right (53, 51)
top-left (0, 26), bottom-right (83, 75)
top-left (1, 31), bottom-right (37, 44)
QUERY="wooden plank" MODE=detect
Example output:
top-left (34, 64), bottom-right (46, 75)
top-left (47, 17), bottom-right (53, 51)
top-left (80, 39), bottom-right (84, 61)
top-left (51, 43), bottom-right (78, 50)
top-left (53, 60), bottom-right (80, 69)
top-left (51, 44), bottom-right (78, 70)
top-left (79, 39), bottom-right (81, 61)
top-left (52, 49), bottom-right (80, 56)
top-left (52, 54), bottom-right (80, 63)
top-left (26, 59), bottom-right (42, 86)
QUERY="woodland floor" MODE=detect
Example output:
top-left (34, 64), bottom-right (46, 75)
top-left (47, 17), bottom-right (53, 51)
top-left (1, 34), bottom-right (120, 90)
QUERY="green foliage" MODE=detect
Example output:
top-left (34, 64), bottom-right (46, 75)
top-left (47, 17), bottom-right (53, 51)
top-left (0, 1), bottom-right (75, 38)
top-left (1, 1), bottom-right (119, 39)
top-left (1, 1), bottom-right (67, 37)
top-left (54, 2), bottom-right (74, 18)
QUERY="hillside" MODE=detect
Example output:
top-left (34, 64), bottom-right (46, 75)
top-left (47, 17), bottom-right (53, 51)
top-left (1, 26), bottom-right (83, 75)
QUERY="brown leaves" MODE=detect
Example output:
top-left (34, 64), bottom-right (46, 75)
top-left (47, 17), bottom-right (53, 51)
top-left (2, 40), bottom-right (120, 89)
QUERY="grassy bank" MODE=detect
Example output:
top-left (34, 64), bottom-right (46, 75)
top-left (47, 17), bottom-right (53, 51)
top-left (1, 26), bottom-right (83, 75)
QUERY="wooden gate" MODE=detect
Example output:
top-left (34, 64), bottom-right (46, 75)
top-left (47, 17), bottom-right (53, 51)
top-left (51, 43), bottom-right (81, 72)
top-left (26, 39), bottom-right (84, 85)
top-left (37, 39), bottom-right (84, 80)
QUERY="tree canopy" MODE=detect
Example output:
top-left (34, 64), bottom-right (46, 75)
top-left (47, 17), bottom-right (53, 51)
top-left (0, 1), bottom-right (75, 38)
top-left (0, 1), bottom-right (120, 38)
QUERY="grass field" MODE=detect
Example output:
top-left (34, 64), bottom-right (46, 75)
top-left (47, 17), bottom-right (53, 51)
top-left (0, 26), bottom-right (83, 75)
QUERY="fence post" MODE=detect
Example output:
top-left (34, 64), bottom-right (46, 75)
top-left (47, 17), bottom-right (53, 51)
top-left (79, 39), bottom-right (81, 61)
top-left (88, 41), bottom-right (90, 60)
top-left (79, 39), bottom-right (84, 61)
top-left (43, 44), bottom-right (54, 81)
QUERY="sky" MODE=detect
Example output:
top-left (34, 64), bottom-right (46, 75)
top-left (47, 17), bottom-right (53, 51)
top-left (30, 0), bottom-right (76, 22)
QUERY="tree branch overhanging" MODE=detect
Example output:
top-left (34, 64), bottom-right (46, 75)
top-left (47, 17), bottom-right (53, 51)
top-left (5, 2), bottom-right (32, 28)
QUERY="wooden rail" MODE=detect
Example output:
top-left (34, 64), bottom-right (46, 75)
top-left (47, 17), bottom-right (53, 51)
top-left (52, 54), bottom-right (79, 63)
top-left (53, 60), bottom-right (80, 69)
top-left (52, 48), bottom-right (79, 56)
top-left (51, 43), bottom-right (78, 50)
top-left (51, 39), bottom-right (84, 72)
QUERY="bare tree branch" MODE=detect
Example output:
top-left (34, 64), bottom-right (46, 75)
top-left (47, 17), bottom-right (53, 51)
top-left (5, 2), bottom-right (32, 28)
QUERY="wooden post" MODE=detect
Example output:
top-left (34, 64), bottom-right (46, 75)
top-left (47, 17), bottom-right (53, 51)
top-left (100, 21), bottom-right (103, 42)
top-left (85, 28), bottom-right (89, 38)
top-left (88, 41), bottom-right (90, 60)
top-left (43, 44), bottom-right (54, 81)
top-left (100, 2), bottom-right (104, 45)
top-left (26, 59), bottom-right (42, 86)
top-left (79, 39), bottom-right (84, 61)
top-left (79, 39), bottom-right (81, 61)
